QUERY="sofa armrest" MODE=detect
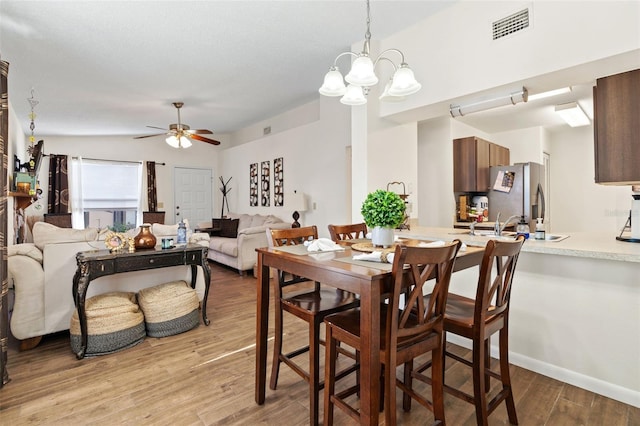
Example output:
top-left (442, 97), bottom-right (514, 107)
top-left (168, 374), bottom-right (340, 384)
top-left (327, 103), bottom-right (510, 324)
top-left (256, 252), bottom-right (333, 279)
top-left (189, 232), bottom-right (210, 247)
top-left (8, 250), bottom-right (46, 339)
top-left (8, 243), bottom-right (43, 264)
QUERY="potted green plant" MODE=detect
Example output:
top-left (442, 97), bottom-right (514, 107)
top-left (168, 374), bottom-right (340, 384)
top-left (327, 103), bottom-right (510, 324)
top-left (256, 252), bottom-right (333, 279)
top-left (361, 189), bottom-right (406, 247)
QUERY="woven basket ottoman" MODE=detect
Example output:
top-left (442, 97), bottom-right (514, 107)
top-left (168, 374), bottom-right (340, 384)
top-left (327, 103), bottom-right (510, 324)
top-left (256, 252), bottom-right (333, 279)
top-left (70, 291), bottom-right (146, 357)
top-left (137, 280), bottom-right (200, 338)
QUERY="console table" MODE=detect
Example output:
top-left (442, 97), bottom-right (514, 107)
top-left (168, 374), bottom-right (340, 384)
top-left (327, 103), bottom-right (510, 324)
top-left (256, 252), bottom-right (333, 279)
top-left (72, 244), bottom-right (211, 359)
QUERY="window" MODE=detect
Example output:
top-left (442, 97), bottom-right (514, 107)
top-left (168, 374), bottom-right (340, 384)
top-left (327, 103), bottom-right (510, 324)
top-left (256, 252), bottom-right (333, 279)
top-left (70, 158), bottom-right (143, 230)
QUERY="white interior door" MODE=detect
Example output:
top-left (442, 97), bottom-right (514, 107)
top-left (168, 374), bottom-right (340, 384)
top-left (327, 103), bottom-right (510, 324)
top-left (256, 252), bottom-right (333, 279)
top-left (174, 167), bottom-right (213, 227)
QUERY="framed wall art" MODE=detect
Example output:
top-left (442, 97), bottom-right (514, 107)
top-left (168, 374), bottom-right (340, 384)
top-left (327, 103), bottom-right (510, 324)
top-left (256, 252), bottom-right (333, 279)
top-left (261, 160), bottom-right (270, 207)
top-left (274, 157), bottom-right (283, 207)
top-left (249, 163), bottom-right (258, 206)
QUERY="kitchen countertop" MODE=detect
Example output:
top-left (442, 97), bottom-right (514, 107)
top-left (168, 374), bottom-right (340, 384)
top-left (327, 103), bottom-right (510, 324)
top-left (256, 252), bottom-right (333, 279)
top-left (396, 227), bottom-right (640, 263)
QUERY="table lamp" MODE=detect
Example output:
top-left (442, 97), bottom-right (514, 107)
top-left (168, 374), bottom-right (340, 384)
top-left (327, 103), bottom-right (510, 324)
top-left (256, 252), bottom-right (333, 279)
top-left (289, 190), bottom-right (307, 228)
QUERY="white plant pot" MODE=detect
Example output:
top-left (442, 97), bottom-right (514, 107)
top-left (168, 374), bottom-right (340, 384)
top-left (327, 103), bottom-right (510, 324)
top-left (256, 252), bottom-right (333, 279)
top-left (371, 226), bottom-right (395, 248)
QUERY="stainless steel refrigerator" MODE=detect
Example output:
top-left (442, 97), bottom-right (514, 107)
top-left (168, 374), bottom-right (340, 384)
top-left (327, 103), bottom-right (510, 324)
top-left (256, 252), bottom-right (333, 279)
top-left (488, 162), bottom-right (545, 229)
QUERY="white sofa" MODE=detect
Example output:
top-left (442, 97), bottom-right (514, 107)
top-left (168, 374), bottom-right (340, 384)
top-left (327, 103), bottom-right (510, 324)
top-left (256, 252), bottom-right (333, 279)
top-left (7, 221), bottom-right (210, 346)
top-left (199, 213), bottom-right (290, 274)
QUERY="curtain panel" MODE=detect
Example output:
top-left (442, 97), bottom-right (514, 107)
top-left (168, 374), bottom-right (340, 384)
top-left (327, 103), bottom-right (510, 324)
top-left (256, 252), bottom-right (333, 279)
top-left (146, 161), bottom-right (157, 212)
top-left (47, 154), bottom-right (69, 214)
top-left (1, 59), bottom-right (11, 387)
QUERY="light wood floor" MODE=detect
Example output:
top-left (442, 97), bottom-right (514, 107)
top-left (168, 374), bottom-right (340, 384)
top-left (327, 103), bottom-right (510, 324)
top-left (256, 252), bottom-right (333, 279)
top-left (2, 263), bottom-right (638, 425)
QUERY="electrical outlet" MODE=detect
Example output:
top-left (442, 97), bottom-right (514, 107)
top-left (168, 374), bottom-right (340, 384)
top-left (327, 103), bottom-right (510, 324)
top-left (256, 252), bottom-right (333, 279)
top-left (313, 202), bottom-right (317, 210)
top-left (157, 202), bottom-right (164, 208)
top-left (263, 126), bottom-right (271, 135)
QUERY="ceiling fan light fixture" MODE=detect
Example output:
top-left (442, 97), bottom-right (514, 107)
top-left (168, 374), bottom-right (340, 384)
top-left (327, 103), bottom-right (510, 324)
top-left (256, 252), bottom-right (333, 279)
top-left (165, 135), bottom-right (180, 148)
top-left (179, 136), bottom-right (192, 148)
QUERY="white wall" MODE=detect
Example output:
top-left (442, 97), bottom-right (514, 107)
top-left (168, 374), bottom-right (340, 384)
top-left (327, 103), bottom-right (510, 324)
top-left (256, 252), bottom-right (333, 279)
top-left (547, 125), bottom-right (630, 233)
top-left (221, 97), bottom-right (351, 238)
top-left (379, 0), bottom-right (640, 120)
top-left (367, 122), bottom-right (418, 218)
top-left (36, 135), bottom-right (221, 226)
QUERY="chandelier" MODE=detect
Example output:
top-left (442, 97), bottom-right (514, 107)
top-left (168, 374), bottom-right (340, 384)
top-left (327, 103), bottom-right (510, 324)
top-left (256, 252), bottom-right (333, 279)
top-left (318, 0), bottom-right (421, 106)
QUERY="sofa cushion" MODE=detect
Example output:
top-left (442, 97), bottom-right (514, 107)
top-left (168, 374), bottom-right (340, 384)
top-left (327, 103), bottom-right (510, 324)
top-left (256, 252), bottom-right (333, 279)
top-left (33, 222), bottom-right (99, 251)
top-left (219, 218), bottom-right (239, 238)
top-left (209, 237), bottom-right (238, 257)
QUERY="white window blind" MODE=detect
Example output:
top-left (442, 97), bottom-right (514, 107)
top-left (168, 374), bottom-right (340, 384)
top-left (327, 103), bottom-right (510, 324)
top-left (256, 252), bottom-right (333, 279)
top-left (81, 160), bottom-right (142, 209)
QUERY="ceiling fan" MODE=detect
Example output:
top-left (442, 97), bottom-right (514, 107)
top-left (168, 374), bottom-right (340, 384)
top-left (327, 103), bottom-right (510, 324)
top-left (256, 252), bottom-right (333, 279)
top-left (134, 102), bottom-right (220, 147)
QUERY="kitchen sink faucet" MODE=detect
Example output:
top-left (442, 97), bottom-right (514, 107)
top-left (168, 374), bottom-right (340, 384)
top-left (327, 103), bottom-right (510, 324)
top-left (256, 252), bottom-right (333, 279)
top-left (494, 213), bottom-right (521, 236)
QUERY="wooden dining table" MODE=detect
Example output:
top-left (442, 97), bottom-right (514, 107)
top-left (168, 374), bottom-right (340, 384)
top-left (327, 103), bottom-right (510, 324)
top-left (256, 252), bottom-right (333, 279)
top-left (254, 239), bottom-right (484, 425)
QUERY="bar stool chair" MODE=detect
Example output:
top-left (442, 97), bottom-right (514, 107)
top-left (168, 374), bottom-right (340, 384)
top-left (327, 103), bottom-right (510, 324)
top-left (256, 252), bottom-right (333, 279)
top-left (328, 223), bottom-right (367, 242)
top-left (269, 225), bottom-right (359, 426)
top-left (323, 241), bottom-right (462, 426)
top-left (416, 235), bottom-right (525, 426)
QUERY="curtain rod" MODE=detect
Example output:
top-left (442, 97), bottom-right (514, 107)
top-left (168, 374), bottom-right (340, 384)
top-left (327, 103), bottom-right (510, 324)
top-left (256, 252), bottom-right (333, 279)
top-left (43, 153), bottom-right (165, 165)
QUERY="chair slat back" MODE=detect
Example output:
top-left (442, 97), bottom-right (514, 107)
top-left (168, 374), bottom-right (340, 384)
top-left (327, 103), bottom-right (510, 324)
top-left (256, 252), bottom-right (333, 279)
top-left (474, 236), bottom-right (525, 325)
top-left (328, 223), bottom-right (367, 242)
top-left (389, 241), bottom-right (462, 349)
top-left (270, 226), bottom-right (318, 246)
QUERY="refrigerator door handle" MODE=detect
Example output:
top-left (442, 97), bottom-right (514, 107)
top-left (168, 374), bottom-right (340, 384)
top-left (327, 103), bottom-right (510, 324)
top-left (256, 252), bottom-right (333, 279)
top-left (536, 183), bottom-right (546, 220)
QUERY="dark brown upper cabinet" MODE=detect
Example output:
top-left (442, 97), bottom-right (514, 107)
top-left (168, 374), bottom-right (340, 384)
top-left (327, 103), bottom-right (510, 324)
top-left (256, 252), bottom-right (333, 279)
top-left (453, 136), bottom-right (510, 192)
top-left (594, 69), bottom-right (640, 185)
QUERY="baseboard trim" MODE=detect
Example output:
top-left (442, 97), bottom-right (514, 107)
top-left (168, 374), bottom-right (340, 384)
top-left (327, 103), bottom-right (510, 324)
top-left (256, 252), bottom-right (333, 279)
top-left (446, 334), bottom-right (640, 408)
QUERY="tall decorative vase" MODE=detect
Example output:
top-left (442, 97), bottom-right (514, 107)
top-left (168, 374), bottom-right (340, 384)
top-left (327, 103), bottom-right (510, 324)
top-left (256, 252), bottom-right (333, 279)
top-left (371, 226), bottom-right (394, 248)
top-left (134, 224), bottom-right (157, 249)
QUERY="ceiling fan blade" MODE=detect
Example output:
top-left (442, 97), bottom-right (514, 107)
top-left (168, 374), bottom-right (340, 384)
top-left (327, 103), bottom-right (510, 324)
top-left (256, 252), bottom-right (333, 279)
top-left (189, 133), bottom-right (220, 145)
top-left (134, 133), bottom-right (167, 139)
top-left (187, 129), bottom-right (214, 135)
top-left (146, 125), bottom-right (170, 131)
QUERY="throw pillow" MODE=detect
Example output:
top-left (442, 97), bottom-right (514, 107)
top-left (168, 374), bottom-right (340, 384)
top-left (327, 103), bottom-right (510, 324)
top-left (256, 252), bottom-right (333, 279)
top-left (219, 218), bottom-right (239, 238)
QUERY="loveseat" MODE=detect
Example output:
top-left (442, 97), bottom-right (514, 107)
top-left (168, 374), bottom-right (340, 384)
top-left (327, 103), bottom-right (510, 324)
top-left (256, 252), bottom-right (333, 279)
top-left (7, 221), bottom-right (209, 347)
top-left (198, 213), bottom-right (289, 274)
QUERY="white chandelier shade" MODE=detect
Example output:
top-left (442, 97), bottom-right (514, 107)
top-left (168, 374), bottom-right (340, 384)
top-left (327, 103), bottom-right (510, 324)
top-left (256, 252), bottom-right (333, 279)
top-left (318, 67), bottom-right (347, 97)
top-left (319, 0), bottom-right (421, 106)
top-left (345, 55), bottom-right (378, 86)
top-left (387, 64), bottom-right (422, 96)
top-left (340, 84), bottom-right (367, 106)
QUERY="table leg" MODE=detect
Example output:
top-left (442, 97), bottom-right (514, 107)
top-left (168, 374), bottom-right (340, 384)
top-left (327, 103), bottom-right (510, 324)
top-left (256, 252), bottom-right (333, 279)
top-left (194, 260), bottom-right (212, 326)
top-left (255, 254), bottom-right (269, 404)
top-left (359, 278), bottom-right (381, 425)
top-left (72, 262), bottom-right (91, 360)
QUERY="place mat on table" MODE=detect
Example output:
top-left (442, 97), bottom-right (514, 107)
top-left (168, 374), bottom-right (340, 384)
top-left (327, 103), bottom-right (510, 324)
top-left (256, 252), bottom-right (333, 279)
top-left (351, 242), bottom-right (400, 254)
top-left (334, 256), bottom-right (394, 271)
top-left (350, 239), bottom-right (415, 254)
top-left (272, 245), bottom-right (312, 256)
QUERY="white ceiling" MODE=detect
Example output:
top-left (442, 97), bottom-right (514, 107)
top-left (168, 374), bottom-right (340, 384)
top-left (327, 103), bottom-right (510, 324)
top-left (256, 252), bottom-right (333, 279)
top-left (0, 0), bottom-right (457, 138)
top-left (1, 1), bottom-right (629, 142)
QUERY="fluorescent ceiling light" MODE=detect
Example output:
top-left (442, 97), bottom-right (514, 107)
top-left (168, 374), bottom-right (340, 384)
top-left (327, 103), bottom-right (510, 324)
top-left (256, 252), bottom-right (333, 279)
top-left (528, 87), bottom-right (572, 101)
top-left (450, 87), bottom-right (528, 117)
top-left (555, 102), bottom-right (590, 127)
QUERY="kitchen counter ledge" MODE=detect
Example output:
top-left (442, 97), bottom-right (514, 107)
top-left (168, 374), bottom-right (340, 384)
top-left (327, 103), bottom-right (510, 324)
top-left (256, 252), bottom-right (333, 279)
top-left (397, 227), bottom-right (640, 263)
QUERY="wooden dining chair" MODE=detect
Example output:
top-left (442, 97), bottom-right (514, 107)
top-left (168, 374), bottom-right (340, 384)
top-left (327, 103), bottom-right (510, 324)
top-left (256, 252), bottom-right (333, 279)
top-left (323, 240), bottom-right (462, 426)
top-left (416, 236), bottom-right (525, 426)
top-left (268, 225), bottom-right (359, 426)
top-left (327, 223), bottom-right (367, 242)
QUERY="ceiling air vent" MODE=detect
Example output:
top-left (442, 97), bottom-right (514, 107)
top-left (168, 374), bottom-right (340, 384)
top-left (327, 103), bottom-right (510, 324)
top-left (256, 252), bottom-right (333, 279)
top-left (492, 8), bottom-right (530, 40)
